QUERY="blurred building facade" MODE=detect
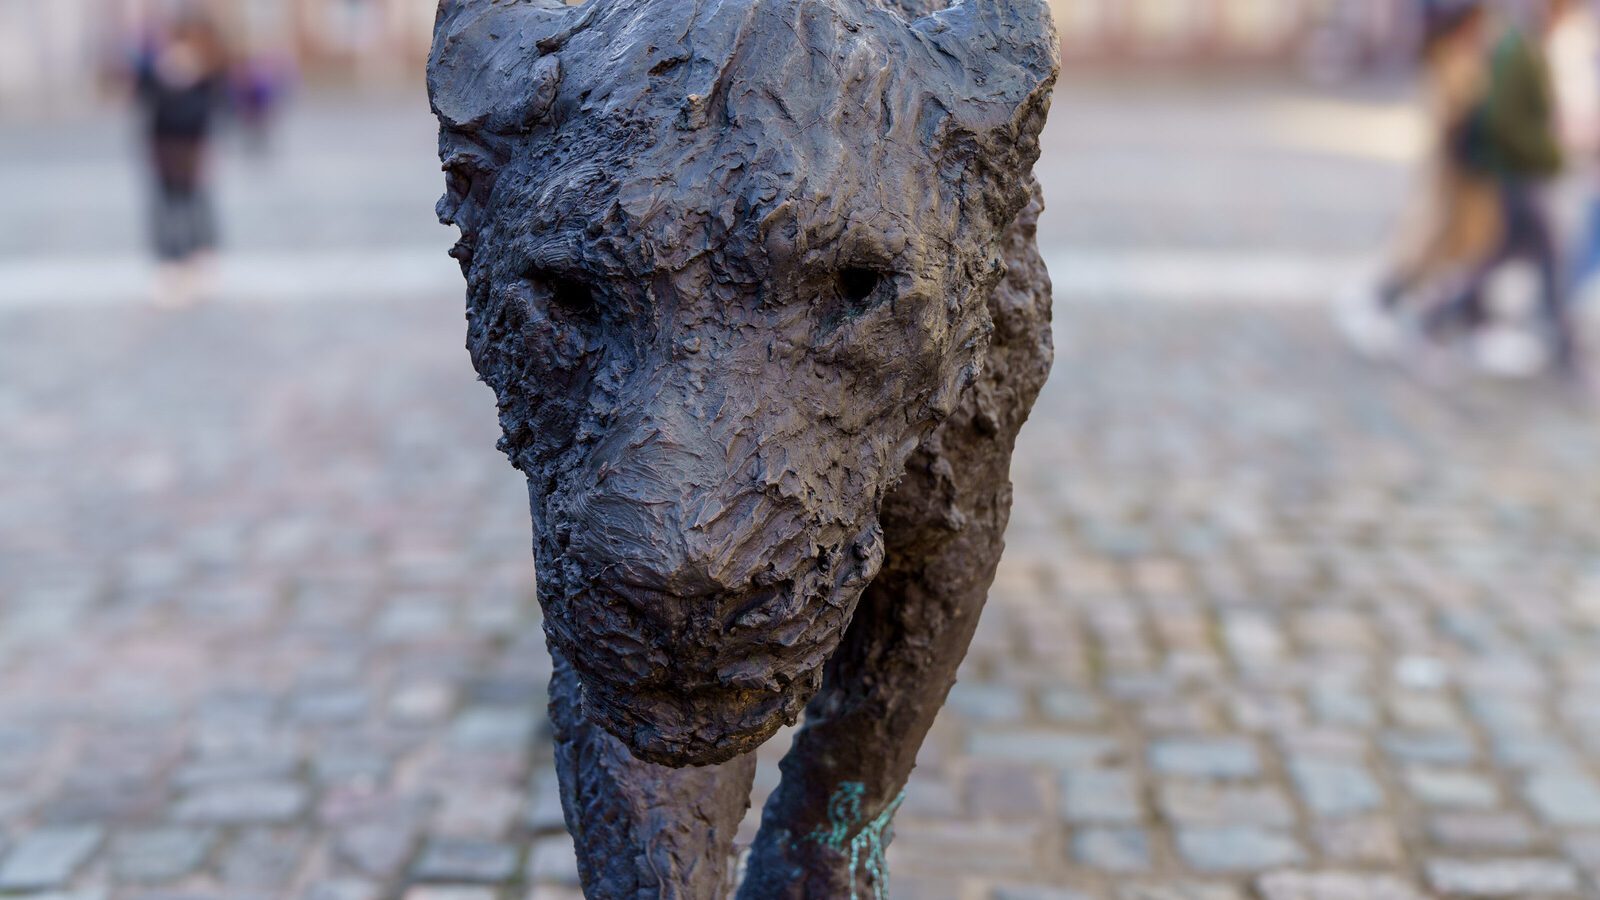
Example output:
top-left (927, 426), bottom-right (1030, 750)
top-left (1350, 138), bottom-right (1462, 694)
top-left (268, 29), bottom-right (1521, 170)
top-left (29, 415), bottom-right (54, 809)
top-left (0, 0), bottom-right (437, 113)
top-left (0, 0), bottom-right (1433, 114)
top-left (1055, 0), bottom-right (1420, 72)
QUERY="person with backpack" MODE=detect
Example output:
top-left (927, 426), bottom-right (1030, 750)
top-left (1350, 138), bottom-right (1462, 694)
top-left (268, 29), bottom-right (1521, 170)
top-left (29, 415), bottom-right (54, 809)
top-left (1337, 1), bottom-right (1500, 357)
top-left (1424, 1), bottom-right (1576, 376)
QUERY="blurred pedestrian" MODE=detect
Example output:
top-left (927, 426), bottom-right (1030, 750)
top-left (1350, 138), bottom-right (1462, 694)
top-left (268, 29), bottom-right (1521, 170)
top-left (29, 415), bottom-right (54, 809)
top-left (1339, 1), bottom-right (1499, 356)
top-left (135, 10), bottom-right (229, 308)
top-left (233, 51), bottom-right (293, 155)
top-left (1549, 0), bottom-right (1600, 300)
top-left (1423, 1), bottom-right (1574, 375)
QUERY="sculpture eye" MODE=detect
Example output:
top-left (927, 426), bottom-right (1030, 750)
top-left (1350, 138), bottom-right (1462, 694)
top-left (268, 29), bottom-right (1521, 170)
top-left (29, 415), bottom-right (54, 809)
top-left (523, 268), bottom-right (599, 322)
top-left (836, 268), bottom-right (881, 306)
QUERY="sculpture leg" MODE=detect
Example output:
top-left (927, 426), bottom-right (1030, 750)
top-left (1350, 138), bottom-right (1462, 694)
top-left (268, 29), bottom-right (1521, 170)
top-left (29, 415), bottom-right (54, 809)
top-left (549, 648), bottom-right (758, 899)
top-left (738, 190), bottom-right (1053, 900)
top-left (734, 432), bottom-right (1013, 899)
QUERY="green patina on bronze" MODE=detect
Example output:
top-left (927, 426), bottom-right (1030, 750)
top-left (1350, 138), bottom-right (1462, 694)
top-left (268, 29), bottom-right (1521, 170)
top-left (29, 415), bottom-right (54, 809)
top-left (800, 782), bottom-right (907, 900)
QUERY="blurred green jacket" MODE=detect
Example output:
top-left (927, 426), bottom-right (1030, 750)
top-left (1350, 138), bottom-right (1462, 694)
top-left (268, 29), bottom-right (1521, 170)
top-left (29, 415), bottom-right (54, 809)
top-left (1481, 28), bottom-right (1564, 178)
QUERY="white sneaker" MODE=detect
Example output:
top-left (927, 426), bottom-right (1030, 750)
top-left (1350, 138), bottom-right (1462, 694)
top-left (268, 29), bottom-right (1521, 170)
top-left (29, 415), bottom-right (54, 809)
top-left (1334, 281), bottom-right (1404, 359)
top-left (1473, 326), bottom-right (1548, 379)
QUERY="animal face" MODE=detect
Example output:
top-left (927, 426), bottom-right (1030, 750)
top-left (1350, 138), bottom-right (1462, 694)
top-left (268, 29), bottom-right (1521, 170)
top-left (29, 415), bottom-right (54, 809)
top-left (430, 0), bottom-right (1054, 766)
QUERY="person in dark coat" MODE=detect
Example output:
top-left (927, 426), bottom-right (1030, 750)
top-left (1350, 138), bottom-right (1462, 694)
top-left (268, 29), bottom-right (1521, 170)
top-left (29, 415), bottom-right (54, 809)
top-left (135, 12), bottom-right (228, 307)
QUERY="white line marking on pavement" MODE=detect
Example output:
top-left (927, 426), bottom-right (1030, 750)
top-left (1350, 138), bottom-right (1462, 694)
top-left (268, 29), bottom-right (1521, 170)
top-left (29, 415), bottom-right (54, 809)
top-left (0, 248), bottom-right (463, 308)
top-left (0, 247), bottom-right (1374, 309)
top-left (1045, 249), bottom-right (1371, 305)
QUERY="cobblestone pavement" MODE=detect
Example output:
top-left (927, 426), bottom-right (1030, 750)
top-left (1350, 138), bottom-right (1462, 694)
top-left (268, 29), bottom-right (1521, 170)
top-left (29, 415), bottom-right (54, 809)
top-left (4, 81), bottom-right (1600, 899)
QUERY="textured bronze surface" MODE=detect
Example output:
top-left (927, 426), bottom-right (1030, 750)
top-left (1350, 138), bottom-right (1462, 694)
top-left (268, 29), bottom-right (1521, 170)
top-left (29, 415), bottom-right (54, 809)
top-left (429, 0), bottom-right (1057, 892)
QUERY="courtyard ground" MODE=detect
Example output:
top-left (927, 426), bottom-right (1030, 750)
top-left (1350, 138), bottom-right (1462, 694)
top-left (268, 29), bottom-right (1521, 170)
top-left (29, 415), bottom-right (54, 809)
top-left (2, 77), bottom-right (1600, 899)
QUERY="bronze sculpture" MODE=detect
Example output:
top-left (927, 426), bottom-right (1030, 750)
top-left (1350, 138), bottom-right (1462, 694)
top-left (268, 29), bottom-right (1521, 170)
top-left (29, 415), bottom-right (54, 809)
top-left (429, 0), bottom-right (1057, 893)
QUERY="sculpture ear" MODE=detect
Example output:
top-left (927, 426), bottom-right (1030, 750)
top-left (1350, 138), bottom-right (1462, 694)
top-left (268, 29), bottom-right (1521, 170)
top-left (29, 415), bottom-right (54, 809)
top-left (911, 0), bottom-right (1057, 129)
top-left (428, 0), bottom-right (574, 135)
top-left (909, 0), bottom-right (1058, 218)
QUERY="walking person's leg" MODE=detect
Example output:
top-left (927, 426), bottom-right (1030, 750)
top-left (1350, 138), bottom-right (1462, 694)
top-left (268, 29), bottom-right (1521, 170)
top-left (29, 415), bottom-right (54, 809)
top-left (157, 140), bottom-right (217, 307)
top-left (150, 148), bottom-right (186, 264)
top-left (151, 184), bottom-right (184, 262)
top-left (1425, 181), bottom-right (1519, 340)
top-left (1519, 183), bottom-right (1580, 372)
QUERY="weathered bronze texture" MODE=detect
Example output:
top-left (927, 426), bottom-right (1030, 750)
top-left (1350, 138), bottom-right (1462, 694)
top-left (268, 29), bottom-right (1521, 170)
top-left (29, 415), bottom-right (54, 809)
top-left (429, 0), bottom-right (1057, 893)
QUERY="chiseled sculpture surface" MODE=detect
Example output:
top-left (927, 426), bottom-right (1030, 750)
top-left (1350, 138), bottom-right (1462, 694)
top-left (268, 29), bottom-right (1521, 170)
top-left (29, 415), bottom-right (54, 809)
top-left (428, 0), bottom-right (1057, 893)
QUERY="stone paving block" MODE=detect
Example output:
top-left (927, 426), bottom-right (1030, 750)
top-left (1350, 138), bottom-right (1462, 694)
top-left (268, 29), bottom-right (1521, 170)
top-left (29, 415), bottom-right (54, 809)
top-left (1392, 658), bottom-right (1450, 692)
top-left (434, 787), bottom-right (524, 837)
top-left (1255, 870), bottom-right (1428, 900)
top-left (413, 838), bottom-right (521, 884)
top-left (967, 732), bottom-right (1121, 768)
top-left (302, 879), bottom-right (383, 900)
top-left (1524, 769), bottom-right (1600, 828)
top-left (1228, 690), bottom-right (1304, 732)
top-left (388, 682), bottom-right (457, 724)
top-left (1038, 688), bottom-right (1104, 725)
top-left (1158, 782), bottom-right (1295, 827)
top-left (1464, 693), bottom-right (1547, 733)
top-left (172, 780), bottom-right (309, 825)
top-left (221, 827), bottom-right (313, 889)
top-left (1115, 883), bottom-right (1245, 900)
top-left (1147, 739), bottom-right (1260, 780)
top-left (888, 822), bottom-right (1042, 875)
top-left (35, 781), bottom-right (168, 826)
top-left (1103, 674), bottom-right (1175, 703)
top-left (1387, 693), bottom-right (1462, 731)
top-left (448, 708), bottom-right (538, 751)
top-left (404, 889), bottom-right (497, 900)
top-left (1424, 858), bottom-right (1582, 895)
top-left (1307, 685), bottom-right (1376, 727)
top-left (1220, 612), bottom-right (1286, 667)
top-left (902, 772), bottom-right (964, 819)
top-left (523, 772), bottom-right (569, 833)
top-left (1564, 833), bottom-right (1600, 875)
top-left (1379, 729), bottom-right (1478, 768)
top-left (526, 836), bottom-right (581, 886)
top-left (1274, 729), bottom-right (1368, 763)
top-left (524, 888), bottom-right (586, 900)
top-left (1173, 826), bottom-right (1303, 873)
top-left (891, 874), bottom-right (969, 900)
top-left (1072, 827), bottom-right (1151, 872)
top-left (1141, 699), bottom-right (1222, 733)
top-left (967, 765), bottom-right (1051, 820)
top-left (108, 827), bottom-right (216, 883)
top-left (1061, 769), bottom-right (1142, 824)
top-left (1491, 734), bottom-right (1578, 771)
top-left (992, 886), bottom-right (1096, 900)
top-left (336, 821), bottom-right (419, 878)
top-left (376, 601), bottom-right (453, 642)
top-left (947, 682), bottom-right (1029, 724)
top-left (1403, 767), bottom-right (1500, 810)
top-left (0, 826), bottom-right (104, 891)
top-left (290, 684), bottom-right (371, 724)
top-left (1287, 758), bottom-right (1383, 817)
top-left (1426, 813), bottom-right (1540, 851)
